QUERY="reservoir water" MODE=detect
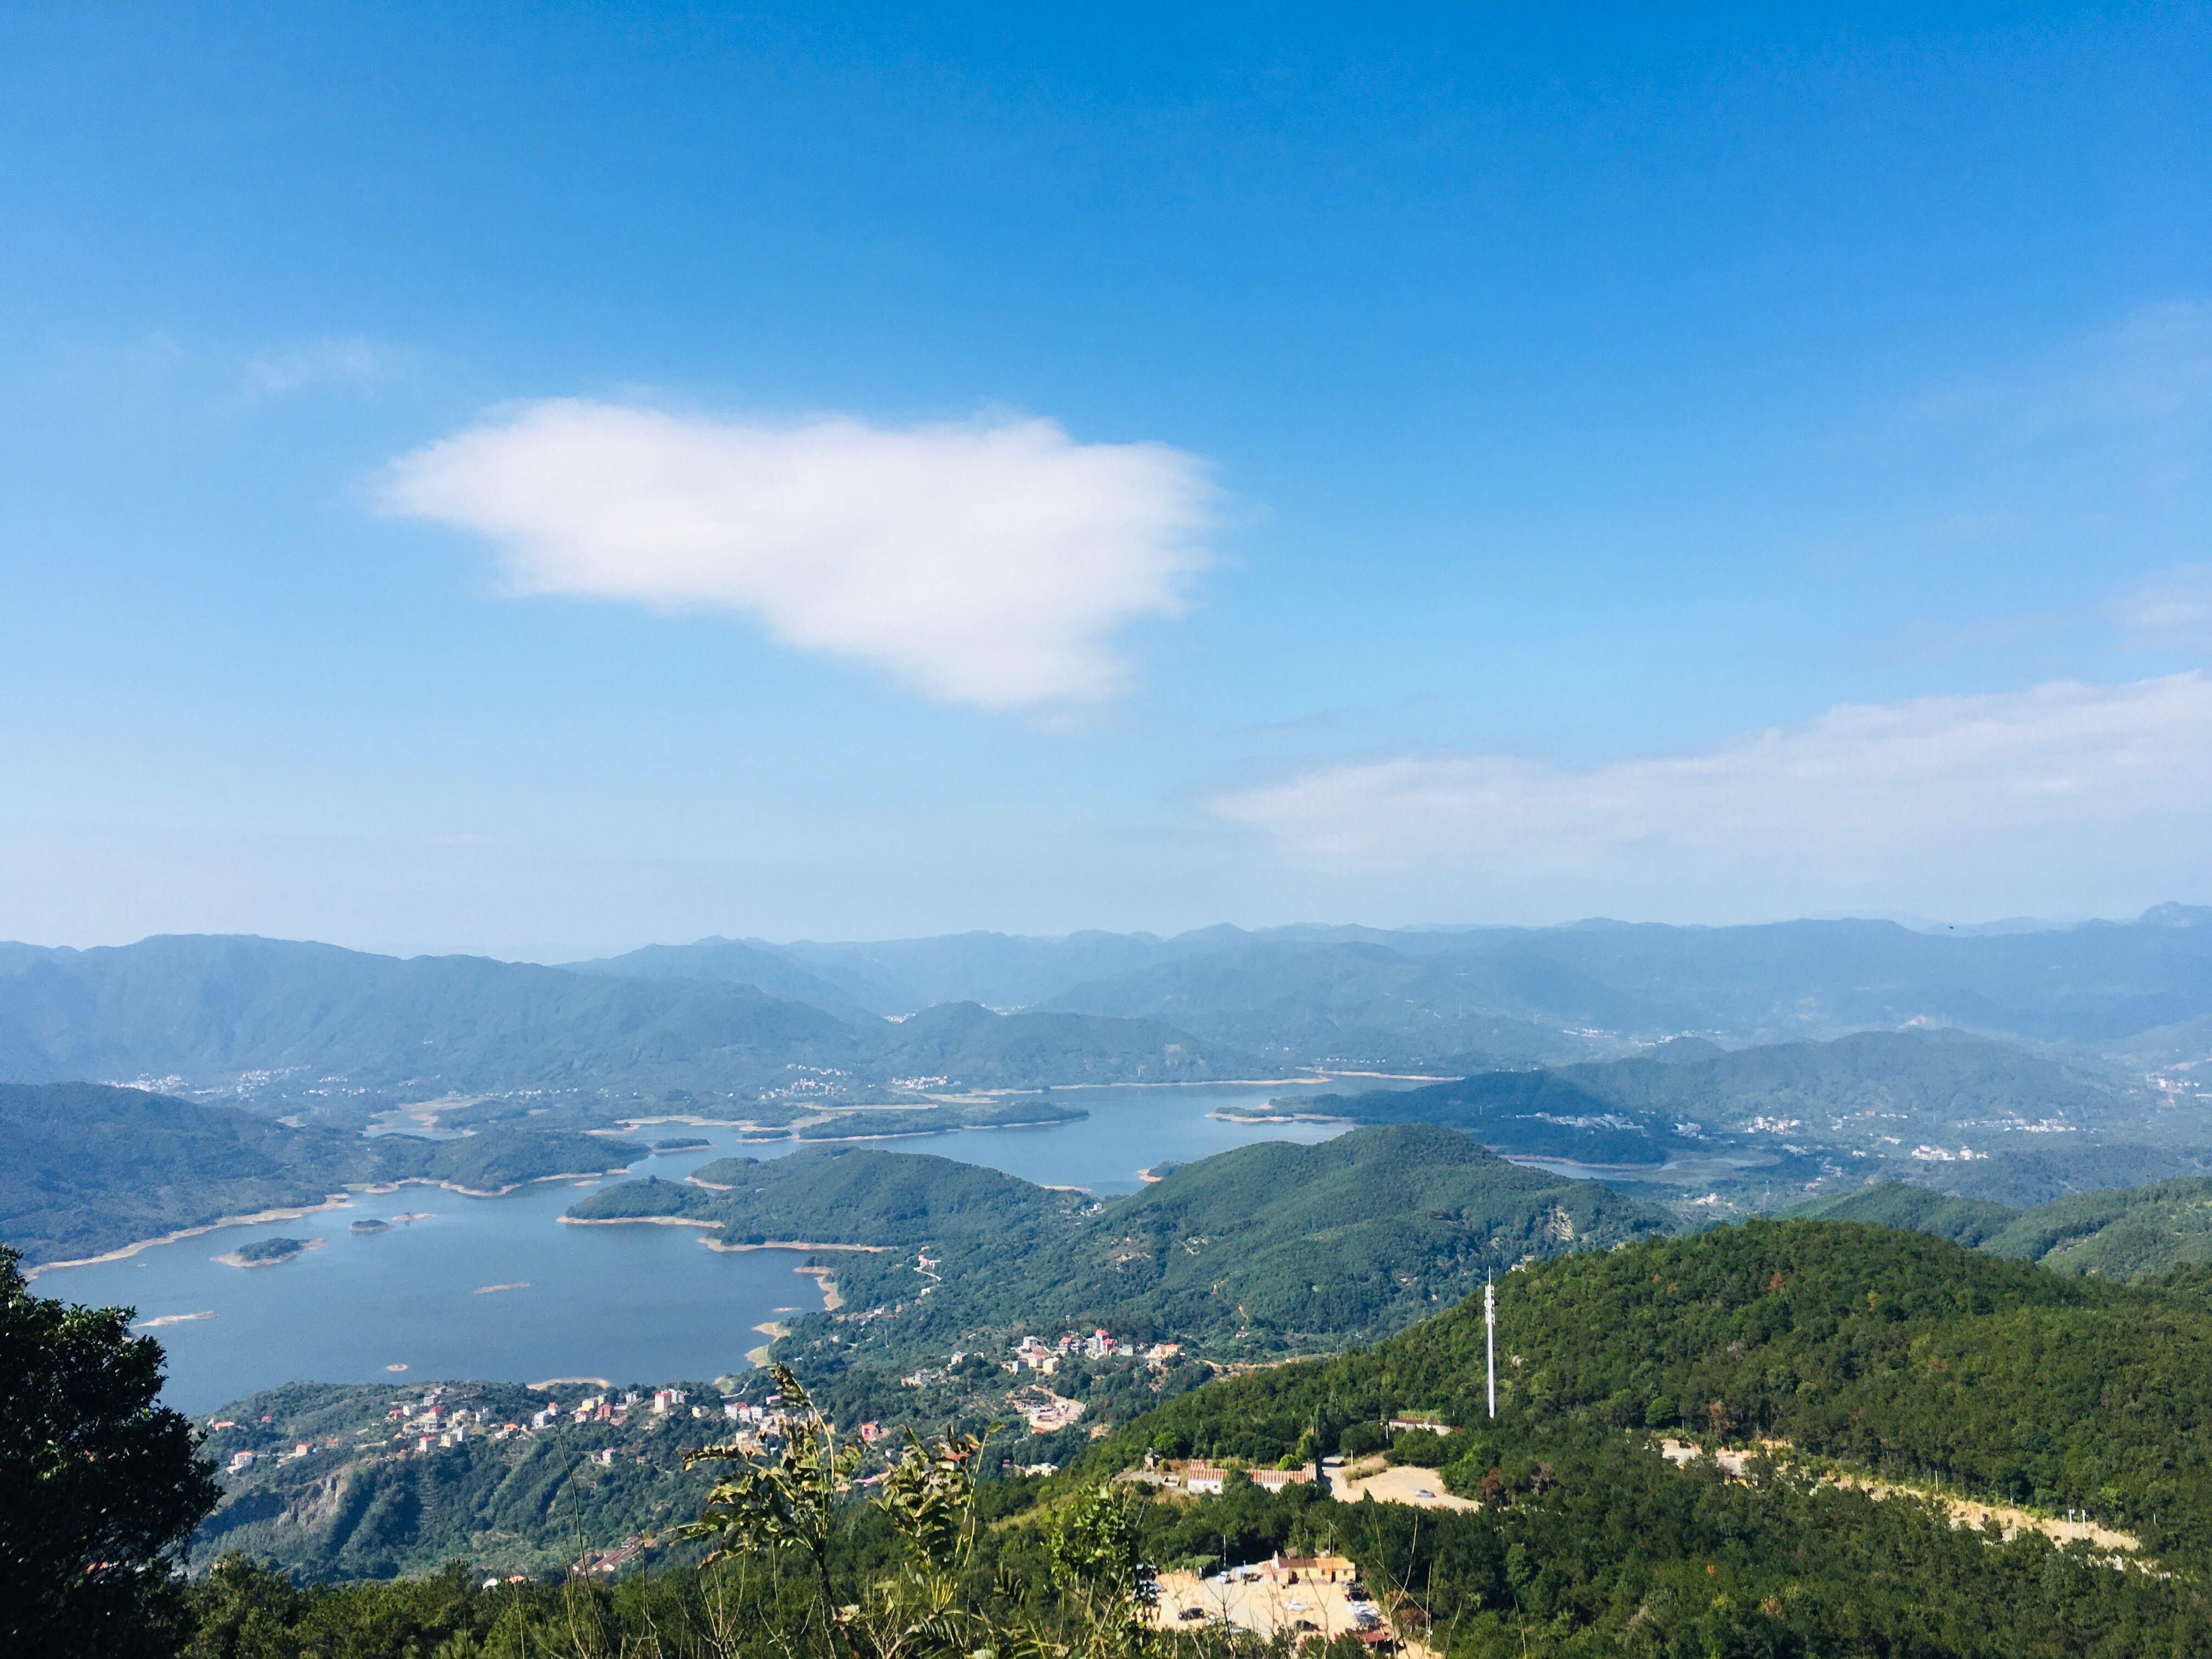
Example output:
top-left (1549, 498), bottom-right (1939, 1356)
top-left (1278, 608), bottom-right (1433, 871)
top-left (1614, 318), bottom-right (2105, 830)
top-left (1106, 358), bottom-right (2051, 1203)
top-left (39, 1078), bottom-right (1416, 1413)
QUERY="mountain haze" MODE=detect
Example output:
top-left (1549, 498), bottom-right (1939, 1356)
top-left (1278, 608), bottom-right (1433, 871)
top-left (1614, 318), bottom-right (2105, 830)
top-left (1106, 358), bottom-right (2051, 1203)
top-left (0, 936), bottom-right (1258, 1115)
top-left (581, 906), bottom-right (2212, 1057)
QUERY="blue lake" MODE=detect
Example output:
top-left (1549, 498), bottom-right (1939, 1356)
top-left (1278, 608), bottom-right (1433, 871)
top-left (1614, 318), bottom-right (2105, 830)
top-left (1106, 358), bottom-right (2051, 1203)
top-left (38, 1079), bottom-right (1415, 1413)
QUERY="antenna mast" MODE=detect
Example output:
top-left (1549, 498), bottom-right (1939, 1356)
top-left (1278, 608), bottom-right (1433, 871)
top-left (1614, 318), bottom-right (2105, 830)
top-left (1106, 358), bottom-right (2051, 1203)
top-left (1485, 1276), bottom-right (1497, 1419)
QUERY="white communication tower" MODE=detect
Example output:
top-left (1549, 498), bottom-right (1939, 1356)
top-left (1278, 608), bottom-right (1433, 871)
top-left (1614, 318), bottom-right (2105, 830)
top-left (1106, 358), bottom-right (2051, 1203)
top-left (1485, 1275), bottom-right (1497, 1419)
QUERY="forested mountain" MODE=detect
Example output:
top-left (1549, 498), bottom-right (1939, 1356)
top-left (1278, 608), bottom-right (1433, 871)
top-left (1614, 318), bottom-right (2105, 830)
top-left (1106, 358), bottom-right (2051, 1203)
top-left (868, 1000), bottom-right (1246, 1088)
top-left (569, 1125), bottom-right (1668, 1359)
top-left (0, 936), bottom-right (1255, 1115)
top-left (1802, 1175), bottom-right (2212, 1281)
top-left (2093, 1009), bottom-right (2212, 1073)
top-left (1782, 1181), bottom-right (2021, 1246)
top-left (0, 1082), bottom-right (643, 1265)
top-left (13, 907), bottom-right (2212, 1127)
top-left (670, 1143), bottom-right (1074, 1245)
top-left (1290, 1027), bottom-right (2149, 1166)
top-left (1104, 1217), bottom-right (2212, 1577)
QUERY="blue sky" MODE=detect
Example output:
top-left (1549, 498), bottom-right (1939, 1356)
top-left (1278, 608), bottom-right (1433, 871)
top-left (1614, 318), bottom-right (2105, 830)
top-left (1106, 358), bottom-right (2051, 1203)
top-left (3, 5), bottom-right (2208, 956)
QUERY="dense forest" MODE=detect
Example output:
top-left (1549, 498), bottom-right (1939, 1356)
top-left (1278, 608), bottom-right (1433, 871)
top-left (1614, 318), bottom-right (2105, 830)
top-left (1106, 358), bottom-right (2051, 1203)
top-left (1099, 1219), bottom-right (2212, 1572)
top-left (175, 1453), bottom-right (2212, 1658)
top-left (1802, 1174), bottom-right (2212, 1279)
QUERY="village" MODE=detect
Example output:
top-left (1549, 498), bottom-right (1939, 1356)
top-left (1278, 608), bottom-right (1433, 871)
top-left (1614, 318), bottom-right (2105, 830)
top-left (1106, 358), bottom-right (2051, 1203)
top-left (199, 1351), bottom-right (1467, 1652)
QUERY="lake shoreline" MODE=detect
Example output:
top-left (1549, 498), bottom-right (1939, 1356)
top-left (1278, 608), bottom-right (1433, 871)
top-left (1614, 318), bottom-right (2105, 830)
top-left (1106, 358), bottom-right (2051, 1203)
top-left (25, 1194), bottom-right (357, 1279)
top-left (773, 1116), bottom-right (1087, 1144)
top-left (556, 1215), bottom-right (888, 1259)
top-left (355, 1170), bottom-right (637, 1199)
top-left (1207, 1111), bottom-right (1356, 1125)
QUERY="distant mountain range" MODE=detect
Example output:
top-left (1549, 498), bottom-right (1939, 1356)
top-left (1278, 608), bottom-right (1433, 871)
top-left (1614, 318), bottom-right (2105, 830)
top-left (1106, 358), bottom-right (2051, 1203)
top-left (0, 936), bottom-right (1260, 1115)
top-left (574, 904), bottom-right (2212, 1055)
top-left (7, 905), bottom-right (2211, 1141)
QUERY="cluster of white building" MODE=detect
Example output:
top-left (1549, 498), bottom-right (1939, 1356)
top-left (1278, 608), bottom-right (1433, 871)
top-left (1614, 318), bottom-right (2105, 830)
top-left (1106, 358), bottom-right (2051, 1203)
top-left (1009, 1331), bottom-right (1181, 1374)
top-left (385, 1389), bottom-right (498, 1452)
top-left (224, 1381), bottom-right (824, 1480)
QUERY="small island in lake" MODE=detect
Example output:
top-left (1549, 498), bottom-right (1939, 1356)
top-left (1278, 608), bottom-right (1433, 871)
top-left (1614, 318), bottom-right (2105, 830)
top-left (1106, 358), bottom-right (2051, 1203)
top-left (218, 1235), bottom-right (324, 1268)
top-left (349, 1218), bottom-right (392, 1234)
top-left (651, 1136), bottom-right (712, 1152)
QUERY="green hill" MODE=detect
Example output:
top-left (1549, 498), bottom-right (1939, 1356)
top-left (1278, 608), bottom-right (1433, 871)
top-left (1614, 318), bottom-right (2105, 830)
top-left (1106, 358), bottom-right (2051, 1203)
top-left (1297, 1027), bottom-right (2143, 1165)
top-left (572, 1125), bottom-right (1669, 1360)
top-left (1102, 1217), bottom-right (2212, 1573)
top-left (592, 1146), bottom-right (1074, 1245)
top-left (188, 1379), bottom-right (736, 1581)
top-left (1786, 1180), bottom-right (2019, 1245)
top-left (1797, 1175), bottom-right (2212, 1282)
top-left (0, 1082), bottom-right (644, 1265)
top-left (1060, 1124), bottom-right (1661, 1340)
top-left (1985, 1179), bottom-right (2212, 1277)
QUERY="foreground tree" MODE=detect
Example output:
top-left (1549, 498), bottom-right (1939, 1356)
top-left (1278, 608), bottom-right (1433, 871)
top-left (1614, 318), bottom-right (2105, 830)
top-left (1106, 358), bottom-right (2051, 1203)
top-left (0, 1243), bottom-right (219, 1656)
top-left (680, 1363), bottom-right (1161, 1659)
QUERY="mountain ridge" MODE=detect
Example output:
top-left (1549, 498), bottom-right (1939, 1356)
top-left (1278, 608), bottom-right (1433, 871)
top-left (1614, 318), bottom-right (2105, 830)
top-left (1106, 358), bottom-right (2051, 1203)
top-left (0, 936), bottom-right (1258, 1116)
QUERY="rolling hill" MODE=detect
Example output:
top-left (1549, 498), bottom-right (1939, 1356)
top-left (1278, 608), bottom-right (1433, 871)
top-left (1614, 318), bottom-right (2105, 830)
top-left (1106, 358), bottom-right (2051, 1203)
top-left (569, 1124), bottom-right (1670, 1358)
top-left (1290, 1027), bottom-right (2146, 1165)
top-left (1800, 1175), bottom-right (2212, 1282)
top-left (1102, 1217), bottom-right (2212, 1575)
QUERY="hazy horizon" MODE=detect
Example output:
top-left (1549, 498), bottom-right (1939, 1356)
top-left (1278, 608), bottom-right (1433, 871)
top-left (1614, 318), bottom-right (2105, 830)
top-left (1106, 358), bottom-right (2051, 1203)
top-left (5, 900), bottom-right (2199, 969)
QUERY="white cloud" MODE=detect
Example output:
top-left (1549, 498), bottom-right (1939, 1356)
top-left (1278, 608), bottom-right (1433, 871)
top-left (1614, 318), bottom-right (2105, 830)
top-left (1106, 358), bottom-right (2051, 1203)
top-left (236, 337), bottom-right (393, 403)
top-left (380, 399), bottom-right (1216, 708)
top-left (1207, 675), bottom-right (2212, 921)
